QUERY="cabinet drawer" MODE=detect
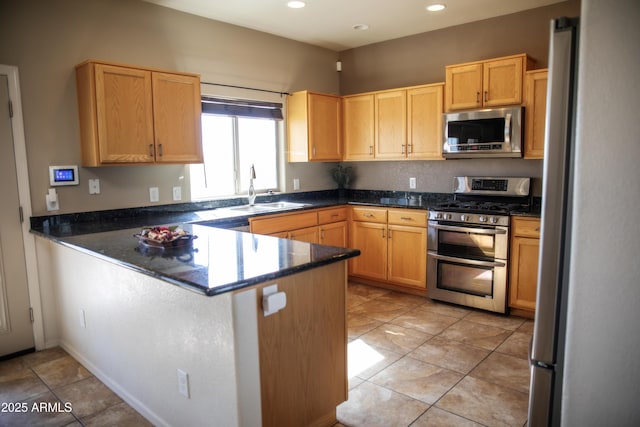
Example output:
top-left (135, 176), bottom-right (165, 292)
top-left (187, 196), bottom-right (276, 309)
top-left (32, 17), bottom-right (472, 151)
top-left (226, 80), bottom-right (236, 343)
top-left (512, 217), bottom-right (541, 238)
top-left (250, 211), bottom-right (318, 234)
top-left (318, 206), bottom-right (348, 224)
top-left (388, 209), bottom-right (427, 227)
top-left (351, 207), bottom-right (387, 223)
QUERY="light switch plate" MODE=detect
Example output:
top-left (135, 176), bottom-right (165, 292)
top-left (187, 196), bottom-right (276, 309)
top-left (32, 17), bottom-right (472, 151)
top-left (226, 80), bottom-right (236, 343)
top-left (149, 187), bottom-right (159, 202)
top-left (172, 186), bottom-right (182, 201)
top-left (409, 177), bottom-right (417, 189)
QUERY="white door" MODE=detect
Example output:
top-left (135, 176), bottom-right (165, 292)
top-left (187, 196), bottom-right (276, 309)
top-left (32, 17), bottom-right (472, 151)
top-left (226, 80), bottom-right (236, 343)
top-left (0, 73), bottom-right (34, 356)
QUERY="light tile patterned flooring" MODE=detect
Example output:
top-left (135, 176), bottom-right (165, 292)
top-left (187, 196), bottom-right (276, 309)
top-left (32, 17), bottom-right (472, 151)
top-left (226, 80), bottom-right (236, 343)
top-left (0, 282), bottom-right (532, 427)
top-left (337, 282), bottom-right (533, 427)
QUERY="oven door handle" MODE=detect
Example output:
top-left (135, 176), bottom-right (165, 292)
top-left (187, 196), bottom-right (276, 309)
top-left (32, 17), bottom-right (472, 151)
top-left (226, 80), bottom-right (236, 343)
top-left (429, 223), bottom-right (507, 235)
top-left (428, 253), bottom-right (506, 268)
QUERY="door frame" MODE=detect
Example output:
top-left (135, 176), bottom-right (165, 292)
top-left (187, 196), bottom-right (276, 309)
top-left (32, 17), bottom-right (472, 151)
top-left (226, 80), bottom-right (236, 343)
top-left (1, 64), bottom-right (44, 350)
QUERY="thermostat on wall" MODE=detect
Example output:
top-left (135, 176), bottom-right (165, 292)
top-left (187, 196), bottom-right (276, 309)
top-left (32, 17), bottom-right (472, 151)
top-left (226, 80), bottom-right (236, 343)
top-left (49, 165), bottom-right (79, 186)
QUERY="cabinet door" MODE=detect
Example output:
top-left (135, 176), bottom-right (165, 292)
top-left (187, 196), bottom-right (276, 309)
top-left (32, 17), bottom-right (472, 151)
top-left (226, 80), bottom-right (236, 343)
top-left (524, 69), bottom-right (548, 159)
top-left (375, 90), bottom-right (406, 159)
top-left (343, 94), bottom-right (375, 160)
top-left (483, 56), bottom-right (524, 107)
top-left (152, 72), bottom-right (203, 164)
top-left (288, 226), bottom-right (319, 244)
top-left (509, 236), bottom-right (540, 311)
top-left (387, 225), bottom-right (427, 288)
top-left (94, 64), bottom-right (155, 164)
top-left (407, 84), bottom-right (444, 160)
top-left (445, 62), bottom-right (483, 111)
top-left (349, 221), bottom-right (387, 281)
top-left (308, 93), bottom-right (342, 161)
top-left (319, 221), bottom-right (348, 247)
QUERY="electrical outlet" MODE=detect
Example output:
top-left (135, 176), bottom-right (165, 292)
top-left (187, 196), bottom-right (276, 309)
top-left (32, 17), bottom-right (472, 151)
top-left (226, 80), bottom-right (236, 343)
top-left (89, 179), bottom-right (100, 195)
top-left (409, 177), bottom-right (417, 189)
top-left (293, 178), bottom-right (300, 191)
top-left (177, 369), bottom-right (190, 398)
top-left (149, 187), bottom-right (159, 202)
top-left (172, 186), bottom-right (182, 201)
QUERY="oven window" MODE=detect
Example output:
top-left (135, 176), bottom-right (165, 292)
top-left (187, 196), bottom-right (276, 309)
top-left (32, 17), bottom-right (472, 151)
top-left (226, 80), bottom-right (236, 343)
top-left (438, 229), bottom-right (495, 259)
top-left (438, 262), bottom-right (494, 297)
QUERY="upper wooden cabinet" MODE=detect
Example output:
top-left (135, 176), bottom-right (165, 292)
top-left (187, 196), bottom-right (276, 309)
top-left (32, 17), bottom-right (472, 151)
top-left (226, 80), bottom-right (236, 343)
top-left (343, 94), bottom-right (375, 160)
top-left (75, 60), bottom-right (203, 166)
top-left (343, 83), bottom-right (444, 161)
top-left (524, 69), bottom-right (548, 159)
top-left (287, 91), bottom-right (342, 162)
top-left (445, 54), bottom-right (534, 111)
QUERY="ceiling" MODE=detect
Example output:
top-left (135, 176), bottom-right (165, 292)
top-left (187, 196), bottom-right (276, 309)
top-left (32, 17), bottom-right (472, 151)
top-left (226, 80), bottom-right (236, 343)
top-left (143, 0), bottom-right (566, 51)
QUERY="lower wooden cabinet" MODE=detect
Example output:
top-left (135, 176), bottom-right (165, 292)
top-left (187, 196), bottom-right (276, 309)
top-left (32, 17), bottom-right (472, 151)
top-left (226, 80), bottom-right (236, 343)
top-left (349, 206), bottom-right (427, 291)
top-left (509, 216), bottom-right (541, 317)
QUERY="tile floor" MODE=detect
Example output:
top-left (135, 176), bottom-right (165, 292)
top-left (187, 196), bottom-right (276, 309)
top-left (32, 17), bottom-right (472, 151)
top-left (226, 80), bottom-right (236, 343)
top-left (337, 282), bottom-right (533, 427)
top-left (0, 347), bottom-right (151, 427)
top-left (0, 282), bottom-right (532, 427)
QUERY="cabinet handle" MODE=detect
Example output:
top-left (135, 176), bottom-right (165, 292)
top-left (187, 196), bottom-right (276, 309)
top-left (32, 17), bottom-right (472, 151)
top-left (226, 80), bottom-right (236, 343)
top-left (484, 90), bottom-right (488, 103)
top-left (401, 144), bottom-right (405, 154)
top-left (331, 213), bottom-right (339, 218)
top-left (476, 91), bottom-right (480, 103)
top-left (149, 144), bottom-right (154, 157)
top-left (363, 213), bottom-right (374, 218)
top-left (388, 229), bottom-right (392, 239)
top-left (369, 145), bottom-right (373, 155)
top-left (535, 227), bottom-right (540, 232)
top-left (408, 143), bottom-right (413, 154)
top-left (312, 146), bottom-right (316, 157)
top-left (400, 216), bottom-right (413, 221)
top-left (158, 143), bottom-right (163, 157)
top-left (320, 229), bottom-right (325, 240)
top-left (381, 228), bottom-right (385, 238)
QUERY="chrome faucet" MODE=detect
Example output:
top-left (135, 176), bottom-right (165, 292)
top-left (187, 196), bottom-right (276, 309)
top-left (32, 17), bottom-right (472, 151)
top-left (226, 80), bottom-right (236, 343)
top-left (248, 164), bottom-right (257, 205)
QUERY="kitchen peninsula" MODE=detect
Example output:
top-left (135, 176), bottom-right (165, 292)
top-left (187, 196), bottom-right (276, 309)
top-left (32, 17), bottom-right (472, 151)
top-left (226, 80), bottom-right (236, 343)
top-left (32, 218), bottom-right (359, 427)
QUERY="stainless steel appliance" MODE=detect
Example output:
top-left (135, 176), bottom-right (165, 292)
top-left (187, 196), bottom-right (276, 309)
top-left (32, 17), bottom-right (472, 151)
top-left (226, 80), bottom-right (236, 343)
top-left (529, 17), bottom-right (579, 426)
top-left (427, 176), bottom-right (531, 313)
top-left (442, 106), bottom-right (523, 158)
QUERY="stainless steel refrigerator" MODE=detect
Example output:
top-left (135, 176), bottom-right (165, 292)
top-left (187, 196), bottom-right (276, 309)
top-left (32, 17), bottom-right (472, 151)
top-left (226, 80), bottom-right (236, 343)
top-left (528, 16), bottom-right (579, 426)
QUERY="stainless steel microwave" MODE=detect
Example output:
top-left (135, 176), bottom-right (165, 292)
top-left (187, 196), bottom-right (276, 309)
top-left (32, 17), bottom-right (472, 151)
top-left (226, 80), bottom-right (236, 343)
top-left (442, 106), bottom-right (523, 158)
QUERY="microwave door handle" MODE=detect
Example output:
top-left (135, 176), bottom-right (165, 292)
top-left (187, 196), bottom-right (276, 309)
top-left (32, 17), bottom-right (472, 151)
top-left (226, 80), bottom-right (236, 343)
top-left (429, 223), bottom-right (507, 235)
top-left (429, 253), bottom-right (506, 268)
top-left (505, 113), bottom-right (512, 143)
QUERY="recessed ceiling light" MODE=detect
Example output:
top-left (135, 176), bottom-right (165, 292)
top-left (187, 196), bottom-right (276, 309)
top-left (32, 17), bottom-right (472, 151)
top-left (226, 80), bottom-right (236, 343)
top-left (287, 1), bottom-right (306, 8)
top-left (426, 4), bottom-right (446, 12)
top-left (352, 24), bottom-right (369, 31)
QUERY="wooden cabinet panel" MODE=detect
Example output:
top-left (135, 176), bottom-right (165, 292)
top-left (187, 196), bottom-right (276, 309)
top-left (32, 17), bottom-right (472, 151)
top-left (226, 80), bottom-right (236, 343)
top-left (509, 217), bottom-right (541, 316)
top-left (257, 262), bottom-right (347, 427)
top-left (407, 84), bottom-right (444, 160)
top-left (388, 209), bottom-right (427, 227)
top-left (318, 207), bottom-right (348, 224)
top-left (287, 91), bottom-right (342, 162)
top-left (250, 211), bottom-right (318, 235)
top-left (343, 94), bottom-right (375, 160)
top-left (152, 72), bottom-right (203, 163)
top-left (76, 60), bottom-right (202, 166)
top-left (92, 64), bottom-right (155, 164)
top-left (445, 62), bottom-right (483, 111)
top-left (350, 206), bottom-right (387, 224)
top-left (375, 90), bottom-right (407, 159)
top-left (349, 221), bottom-right (387, 281)
top-left (445, 54), bottom-right (533, 112)
top-left (288, 226), bottom-right (319, 244)
top-left (483, 56), bottom-right (524, 107)
top-left (319, 221), bottom-right (348, 247)
top-left (387, 224), bottom-right (427, 288)
top-left (524, 69), bottom-right (548, 159)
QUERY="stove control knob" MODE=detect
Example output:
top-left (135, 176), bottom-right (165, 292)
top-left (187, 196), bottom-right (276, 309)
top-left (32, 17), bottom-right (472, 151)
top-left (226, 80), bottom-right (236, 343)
top-left (489, 216), bottom-right (498, 224)
top-left (444, 213), bottom-right (452, 220)
top-left (460, 214), bottom-right (468, 221)
top-left (435, 212), bottom-right (443, 220)
top-left (479, 216), bottom-right (487, 223)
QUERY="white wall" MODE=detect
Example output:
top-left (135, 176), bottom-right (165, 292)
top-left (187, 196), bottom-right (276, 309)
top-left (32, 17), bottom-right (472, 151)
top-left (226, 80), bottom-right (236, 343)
top-left (562, 0), bottom-right (640, 424)
top-left (37, 237), bottom-right (246, 426)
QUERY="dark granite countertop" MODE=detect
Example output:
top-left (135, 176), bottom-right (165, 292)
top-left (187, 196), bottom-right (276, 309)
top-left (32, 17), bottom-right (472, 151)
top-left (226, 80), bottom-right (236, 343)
top-left (43, 223), bottom-right (359, 296)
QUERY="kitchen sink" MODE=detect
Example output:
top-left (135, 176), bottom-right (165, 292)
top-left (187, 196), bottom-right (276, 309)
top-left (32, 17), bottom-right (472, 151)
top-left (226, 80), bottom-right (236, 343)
top-left (228, 201), bottom-right (310, 213)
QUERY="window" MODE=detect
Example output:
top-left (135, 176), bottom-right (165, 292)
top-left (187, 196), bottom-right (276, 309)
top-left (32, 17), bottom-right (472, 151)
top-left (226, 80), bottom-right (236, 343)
top-left (190, 97), bottom-right (281, 200)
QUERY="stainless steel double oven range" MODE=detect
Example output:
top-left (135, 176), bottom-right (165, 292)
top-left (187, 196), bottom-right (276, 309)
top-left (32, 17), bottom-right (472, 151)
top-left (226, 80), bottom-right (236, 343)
top-left (427, 177), bottom-right (531, 314)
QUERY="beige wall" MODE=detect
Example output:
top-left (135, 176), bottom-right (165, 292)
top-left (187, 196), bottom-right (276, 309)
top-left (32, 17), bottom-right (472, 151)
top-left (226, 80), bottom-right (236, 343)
top-left (337, 0), bottom-right (580, 194)
top-left (0, 0), bottom-right (339, 215)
